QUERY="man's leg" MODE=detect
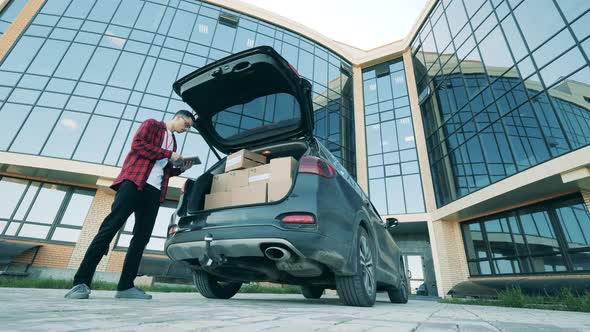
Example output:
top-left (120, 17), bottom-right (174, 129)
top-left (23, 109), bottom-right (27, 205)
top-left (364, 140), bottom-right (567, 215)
top-left (116, 184), bottom-right (160, 292)
top-left (72, 181), bottom-right (139, 288)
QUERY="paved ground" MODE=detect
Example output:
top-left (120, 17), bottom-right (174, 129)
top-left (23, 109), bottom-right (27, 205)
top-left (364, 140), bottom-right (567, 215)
top-left (1, 288), bottom-right (590, 331)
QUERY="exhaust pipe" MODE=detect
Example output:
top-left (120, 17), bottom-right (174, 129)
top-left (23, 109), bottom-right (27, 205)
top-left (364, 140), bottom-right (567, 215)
top-left (264, 247), bottom-right (292, 261)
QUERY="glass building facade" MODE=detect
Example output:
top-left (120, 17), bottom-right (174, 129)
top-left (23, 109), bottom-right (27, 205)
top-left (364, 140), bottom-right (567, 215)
top-left (363, 59), bottom-right (425, 215)
top-left (462, 194), bottom-right (590, 276)
top-left (412, 0), bottom-right (590, 207)
top-left (0, 0), bottom-right (355, 182)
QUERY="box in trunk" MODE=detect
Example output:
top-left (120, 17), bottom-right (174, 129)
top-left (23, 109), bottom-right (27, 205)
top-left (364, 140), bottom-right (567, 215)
top-left (232, 183), bottom-right (267, 206)
top-left (225, 149), bottom-right (267, 172)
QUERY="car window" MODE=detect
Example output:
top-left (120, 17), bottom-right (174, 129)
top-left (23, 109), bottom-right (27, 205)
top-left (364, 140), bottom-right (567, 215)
top-left (211, 92), bottom-right (301, 140)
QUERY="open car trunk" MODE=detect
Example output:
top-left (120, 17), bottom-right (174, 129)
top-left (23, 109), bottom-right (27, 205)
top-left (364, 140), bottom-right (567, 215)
top-left (181, 139), bottom-right (309, 215)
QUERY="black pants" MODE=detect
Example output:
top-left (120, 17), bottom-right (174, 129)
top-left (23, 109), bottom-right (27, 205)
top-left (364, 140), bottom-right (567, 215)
top-left (73, 180), bottom-right (161, 291)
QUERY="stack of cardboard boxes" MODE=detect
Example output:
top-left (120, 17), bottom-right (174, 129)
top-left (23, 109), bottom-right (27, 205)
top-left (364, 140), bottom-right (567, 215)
top-left (204, 149), bottom-right (298, 210)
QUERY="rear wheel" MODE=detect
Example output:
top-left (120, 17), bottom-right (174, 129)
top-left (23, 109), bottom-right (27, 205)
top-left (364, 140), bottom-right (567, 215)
top-left (336, 228), bottom-right (376, 307)
top-left (387, 259), bottom-right (409, 304)
top-left (193, 270), bottom-right (242, 299)
top-left (301, 286), bottom-right (324, 299)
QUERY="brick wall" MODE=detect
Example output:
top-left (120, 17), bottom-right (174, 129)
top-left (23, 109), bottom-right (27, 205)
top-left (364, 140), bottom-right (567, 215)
top-left (0, 0), bottom-right (45, 60)
top-left (430, 220), bottom-right (469, 297)
top-left (8, 239), bottom-right (73, 268)
top-left (67, 187), bottom-right (119, 271)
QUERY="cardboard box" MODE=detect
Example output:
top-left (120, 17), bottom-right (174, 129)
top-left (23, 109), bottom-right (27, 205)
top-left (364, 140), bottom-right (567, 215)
top-left (270, 157), bottom-right (297, 181)
top-left (268, 180), bottom-right (292, 202)
top-left (211, 170), bottom-right (248, 193)
top-left (204, 192), bottom-right (232, 210)
top-left (248, 164), bottom-right (272, 186)
top-left (232, 183), bottom-right (267, 206)
top-left (225, 149), bottom-right (267, 172)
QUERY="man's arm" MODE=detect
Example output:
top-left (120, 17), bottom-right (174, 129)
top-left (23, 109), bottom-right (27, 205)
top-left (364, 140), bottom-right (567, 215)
top-left (131, 119), bottom-right (173, 160)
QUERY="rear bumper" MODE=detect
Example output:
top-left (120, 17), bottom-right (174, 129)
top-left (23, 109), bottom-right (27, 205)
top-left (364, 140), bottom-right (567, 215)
top-left (165, 225), bottom-right (352, 274)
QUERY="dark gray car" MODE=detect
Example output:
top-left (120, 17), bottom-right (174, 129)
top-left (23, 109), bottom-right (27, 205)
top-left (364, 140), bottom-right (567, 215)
top-left (165, 46), bottom-right (409, 307)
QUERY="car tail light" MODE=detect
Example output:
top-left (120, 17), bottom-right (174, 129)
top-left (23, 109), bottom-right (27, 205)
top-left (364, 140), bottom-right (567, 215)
top-left (298, 155), bottom-right (335, 177)
top-left (281, 214), bottom-right (315, 224)
top-left (168, 225), bottom-right (178, 236)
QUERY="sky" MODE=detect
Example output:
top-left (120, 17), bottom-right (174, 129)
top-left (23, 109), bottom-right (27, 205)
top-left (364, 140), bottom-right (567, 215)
top-left (239, 0), bottom-right (429, 50)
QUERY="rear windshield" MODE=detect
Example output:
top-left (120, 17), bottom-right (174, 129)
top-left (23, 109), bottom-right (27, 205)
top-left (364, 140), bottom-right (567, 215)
top-left (212, 92), bottom-right (301, 141)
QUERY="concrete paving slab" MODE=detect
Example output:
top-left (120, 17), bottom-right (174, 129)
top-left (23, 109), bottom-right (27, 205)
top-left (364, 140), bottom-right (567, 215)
top-left (1, 288), bottom-right (589, 331)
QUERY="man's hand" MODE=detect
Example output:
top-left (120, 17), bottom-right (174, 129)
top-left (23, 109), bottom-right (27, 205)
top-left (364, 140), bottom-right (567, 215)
top-left (179, 160), bottom-right (194, 172)
top-left (170, 152), bottom-right (182, 162)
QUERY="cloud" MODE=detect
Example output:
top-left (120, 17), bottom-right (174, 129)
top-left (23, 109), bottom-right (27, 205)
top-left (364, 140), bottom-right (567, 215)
top-left (61, 118), bottom-right (79, 130)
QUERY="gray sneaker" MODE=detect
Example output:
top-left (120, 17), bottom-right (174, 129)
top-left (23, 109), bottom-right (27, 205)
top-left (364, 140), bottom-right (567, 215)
top-left (115, 287), bottom-right (152, 300)
top-left (64, 284), bottom-right (91, 299)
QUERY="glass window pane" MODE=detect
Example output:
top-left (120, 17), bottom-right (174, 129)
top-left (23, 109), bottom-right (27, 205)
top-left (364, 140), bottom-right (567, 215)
top-left (88, 0), bottom-right (120, 22)
top-left (0, 177), bottom-right (28, 219)
top-left (5, 222), bottom-right (21, 236)
top-left (60, 189), bottom-right (95, 226)
top-left (530, 254), bottom-right (567, 272)
top-left (54, 43), bottom-right (95, 80)
top-left (42, 111), bottom-right (89, 159)
top-left (570, 252), bottom-right (590, 272)
top-left (13, 182), bottom-right (40, 220)
top-left (403, 174), bottom-right (424, 213)
top-left (146, 237), bottom-right (165, 251)
top-left (369, 178), bottom-right (387, 215)
top-left (81, 47), bottom-right (121, 84)
top-left (555, 0), bottom-right (590, 22)
top-left (485, 217), bottom-right (517, 258)
top-left (513, 0), bottom-right (565, 51)
top-left (27, 39), bottom-right (70, 76)
top-left (0, 103), bottom-right (33, 150)
top-left (135, 2), bottom-right (165, 32)
top-left (26, 183), bottom-right (68, 224)
top-left (191, 15), bottom-right (216, 45)
top-left (18, 223), bottom-right (50, 239)
top-left (555, 201), bottom-right (590, 249)
top-left (51, 227), bottom-right (81, 242)
top-left (169, 10), bottom-right (196, 41)
top-left (519, 209), bottom-right (560, 255)
top-left (146, 59), bottom-right (179, 96)
top-left (111, 0), bottom-right (143, 28)
top-left (0, 36), bottom-right (44, 72)
top-left (73, 115), bottom-right (118, 163)
top-left (10, 107), bottom-right (61, 154)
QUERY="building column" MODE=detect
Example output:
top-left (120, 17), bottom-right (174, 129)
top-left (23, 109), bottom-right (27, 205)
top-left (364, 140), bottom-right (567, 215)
top-left (352, 64), bottom-right (369, 194)
top-left (429, 219), bottom-right (469, 297)
top-left (0, 0), bottom-right (46, 60)
top-left (583, 189), bottom-right (590, 211)
top-left (68, 181), bottom-right (118, 273)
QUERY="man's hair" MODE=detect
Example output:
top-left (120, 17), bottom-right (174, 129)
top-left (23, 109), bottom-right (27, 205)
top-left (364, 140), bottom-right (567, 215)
top-left (175, 109), bottom-right (196, 123)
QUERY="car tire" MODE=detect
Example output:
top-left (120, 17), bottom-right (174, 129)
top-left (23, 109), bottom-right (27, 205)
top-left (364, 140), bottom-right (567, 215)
top-left (301, 286), bottom-right (324, 299)
top-left (387, 259), bottom-right (409, 304)
top-left (335, 227), bottom-right (377, 307)
top-left (193, 270), bottom-right (242, 299)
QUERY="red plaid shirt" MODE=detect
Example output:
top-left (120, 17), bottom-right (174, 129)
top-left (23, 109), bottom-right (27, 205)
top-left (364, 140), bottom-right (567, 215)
top-left (111, 119), bottom-right (182, 202)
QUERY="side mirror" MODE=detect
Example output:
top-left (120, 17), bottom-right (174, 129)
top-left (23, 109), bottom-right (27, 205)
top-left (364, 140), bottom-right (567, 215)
top-left (386, 217), bottom-right (399, 229)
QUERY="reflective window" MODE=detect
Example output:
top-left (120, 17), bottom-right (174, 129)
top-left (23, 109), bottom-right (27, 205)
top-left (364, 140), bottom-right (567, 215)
top-left (0, 0), bottom-right (28, 36)
top-left (0, 0), bottom-right (354, 181)
top-left (414, 0), bottom-right (590, 207)
top-left (363, 59), bottom-right (425, 215)
top-left (0, 176), bottom-right (95, 243)
top-left (462, 194), bottom-right (590, 276)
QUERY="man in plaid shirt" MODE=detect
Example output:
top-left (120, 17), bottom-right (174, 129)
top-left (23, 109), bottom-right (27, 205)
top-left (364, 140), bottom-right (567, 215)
top-left (65, 110), bottom-right (196, 300)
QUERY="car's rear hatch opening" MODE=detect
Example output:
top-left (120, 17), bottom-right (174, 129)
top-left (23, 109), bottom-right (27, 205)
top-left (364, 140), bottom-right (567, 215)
top-left (181, 139), bottom-right (310, 215)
